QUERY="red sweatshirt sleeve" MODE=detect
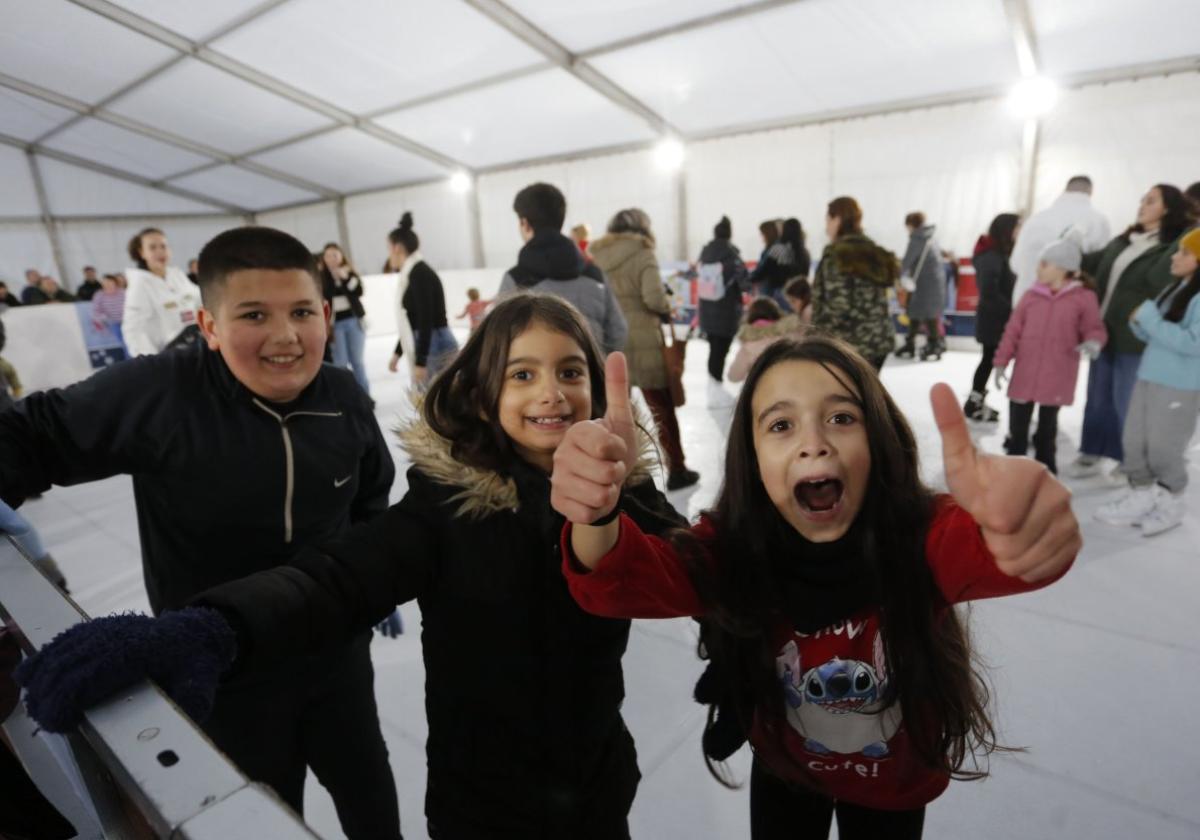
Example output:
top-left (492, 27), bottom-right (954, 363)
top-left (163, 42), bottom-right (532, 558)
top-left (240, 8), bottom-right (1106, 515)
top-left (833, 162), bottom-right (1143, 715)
top-left (560, 513), bottom-right (709, 618)
top-left (925, 495), bottom-right (1073, 603)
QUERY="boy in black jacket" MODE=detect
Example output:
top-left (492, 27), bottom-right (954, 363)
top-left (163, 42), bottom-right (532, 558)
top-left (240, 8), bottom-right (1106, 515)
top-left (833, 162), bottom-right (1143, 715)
top-left (0, 227), bottom-right (401, 839)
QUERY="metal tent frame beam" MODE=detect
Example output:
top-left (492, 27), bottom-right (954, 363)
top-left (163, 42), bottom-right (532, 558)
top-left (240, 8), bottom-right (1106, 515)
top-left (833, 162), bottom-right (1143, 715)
top-left (1002, 0), bottom-right (1044, 216)
top-left (0, 72), bottom-right (336, 203)
top-left (65, 0), bottom-right (469, 174)
top-left (0, 130), bottom-right (249, 215)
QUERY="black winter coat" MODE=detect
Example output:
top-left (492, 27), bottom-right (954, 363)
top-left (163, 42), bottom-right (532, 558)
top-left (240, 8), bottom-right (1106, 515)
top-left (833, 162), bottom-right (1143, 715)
top-left (972, 249), bottom-right (1016, 347)
top-left (197, 419), bottom-right (686, 838)
top-left (697, 238), bottom-right (749, 338)
top-left (399, 261), bottom-right (449, 365)
top-left (0, 343), bottom-right (394, 613)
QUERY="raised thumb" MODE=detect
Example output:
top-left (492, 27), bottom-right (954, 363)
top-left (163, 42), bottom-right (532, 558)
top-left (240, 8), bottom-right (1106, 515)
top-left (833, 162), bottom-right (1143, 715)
top-left (604, 352), bottom-right (634, 435)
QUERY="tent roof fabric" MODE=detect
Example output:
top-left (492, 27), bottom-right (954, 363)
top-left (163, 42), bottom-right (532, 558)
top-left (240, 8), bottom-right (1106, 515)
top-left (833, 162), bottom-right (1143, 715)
top-left (1, 0), bottom-right (1197, 215)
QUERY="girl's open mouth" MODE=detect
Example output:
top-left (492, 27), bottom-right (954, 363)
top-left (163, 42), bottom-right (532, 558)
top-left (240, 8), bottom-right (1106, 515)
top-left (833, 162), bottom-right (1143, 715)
top-left (793, 478), bottom-right (844, 516)
top-left (525, 414), bottom-right (572, 430)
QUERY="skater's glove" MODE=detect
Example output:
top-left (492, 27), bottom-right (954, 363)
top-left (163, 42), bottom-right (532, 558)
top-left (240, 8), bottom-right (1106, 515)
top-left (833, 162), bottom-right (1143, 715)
top-left (1075, 340), bottom-right (1102, 360)
top-left (992, 367), bottom-right (1009, 390)
top-left (14, 607), bottom-right (235, 733)
top-left (374, 608), bottom-right (404, 639)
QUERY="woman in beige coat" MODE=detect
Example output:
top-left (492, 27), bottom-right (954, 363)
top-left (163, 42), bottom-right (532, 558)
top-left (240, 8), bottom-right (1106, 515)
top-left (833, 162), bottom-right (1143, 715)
top-left (590, 209), bottom-right (699, 491)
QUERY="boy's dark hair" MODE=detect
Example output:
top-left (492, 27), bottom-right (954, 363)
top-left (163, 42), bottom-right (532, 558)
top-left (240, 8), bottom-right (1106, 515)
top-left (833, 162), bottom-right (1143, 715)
top-left (513, 183), bottom-right (567, 233)
top-left (758, 220), bottom-right (780, 246)
top-left (128, 227), bottom-right (164, 270)
top-left (387, 212), bottom-right (419, 253)
top-left (1065, 175), bottom-right (1093, 193)
top-left (423, 293), bottom-right (607, 475)
top-left (675, 336), bottom-right (1004, 787)
top-left (744, 296), bottom-right (783, 323)
top-left (905, 211), bottom-right (926, 229)
top-left (783, 277), bottom-right (811, 306)
top-left (196, 226), bottom-right (318, 307)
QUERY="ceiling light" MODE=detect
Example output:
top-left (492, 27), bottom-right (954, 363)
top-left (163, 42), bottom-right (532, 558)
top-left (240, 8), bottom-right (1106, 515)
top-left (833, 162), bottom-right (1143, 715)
top-left (448, 172), bottom-right (472, 193)
top-left (654, 137), bottom-right (686, 172)
top-left (1007, 76), bottom-right (1058, 118)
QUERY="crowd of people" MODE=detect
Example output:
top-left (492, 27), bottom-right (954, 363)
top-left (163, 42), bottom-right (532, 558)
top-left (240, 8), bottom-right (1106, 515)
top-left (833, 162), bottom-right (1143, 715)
top-left (0, 172), bottom-right (1196, 840)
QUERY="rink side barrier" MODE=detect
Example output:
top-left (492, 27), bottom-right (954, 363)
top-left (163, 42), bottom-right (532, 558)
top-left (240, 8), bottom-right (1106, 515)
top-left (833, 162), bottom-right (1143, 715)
top-left (0, 536), bottom-right (319, 839)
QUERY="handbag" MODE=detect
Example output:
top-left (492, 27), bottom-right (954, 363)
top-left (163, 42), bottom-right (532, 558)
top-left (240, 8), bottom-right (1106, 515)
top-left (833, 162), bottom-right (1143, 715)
top-left (661, 321), bottom-right (687, 407)
top-left (696, 262), bottom-right (725, 302)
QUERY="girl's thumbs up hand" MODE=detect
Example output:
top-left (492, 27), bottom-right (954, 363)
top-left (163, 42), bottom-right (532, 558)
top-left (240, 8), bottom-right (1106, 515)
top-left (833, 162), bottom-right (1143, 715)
top-left (551, 353), bottom-right (635, 525)
top-left (930, 383), bottom-right (1081, 582)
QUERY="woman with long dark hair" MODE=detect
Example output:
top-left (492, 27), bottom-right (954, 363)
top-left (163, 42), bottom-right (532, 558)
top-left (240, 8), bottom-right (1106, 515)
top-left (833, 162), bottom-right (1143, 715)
top-left (1068, 184), bottom-right (1191, 477)
top-left (319, 242), bottom-right (370, 395)
top-left (385, 212), bottom-right (457, 385)
top-left (550, 336), bottom-right (1079, 839)
top-left (963, 213), bottom-right (1020, 421)
top-left (749, 218), bottom-right (810, 312)
top-left (123, 227), bottom-right (201, 356)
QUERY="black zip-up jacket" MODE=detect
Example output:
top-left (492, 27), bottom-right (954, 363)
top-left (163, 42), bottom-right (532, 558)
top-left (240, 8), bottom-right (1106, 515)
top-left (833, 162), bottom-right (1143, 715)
top-left (195, 418), bottom-right (685, 838)
top-left (320, 267), bottom-right (366, 321)
top-left (0, 343), bottom-right (394, 614)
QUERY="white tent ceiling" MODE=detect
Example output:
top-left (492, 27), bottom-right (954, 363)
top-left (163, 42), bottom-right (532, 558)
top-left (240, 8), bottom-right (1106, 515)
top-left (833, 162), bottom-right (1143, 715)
top-left (1, 0), bottom-right (1198, 219)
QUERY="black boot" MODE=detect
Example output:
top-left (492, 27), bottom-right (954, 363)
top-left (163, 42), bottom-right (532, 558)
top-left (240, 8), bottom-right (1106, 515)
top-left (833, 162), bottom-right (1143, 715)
top-left (963, 390), bottom-right (999, 422)
top-left (919, 338), bottom-right (945, 361)
top-left (894, 336), bottom-right (916, 358)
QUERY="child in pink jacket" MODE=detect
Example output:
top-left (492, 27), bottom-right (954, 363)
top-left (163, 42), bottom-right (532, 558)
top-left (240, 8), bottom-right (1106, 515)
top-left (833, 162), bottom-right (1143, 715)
top-left (993, 237), bottom-right (1108, 474)
top-left (727, 297), bottom-right (807, 382)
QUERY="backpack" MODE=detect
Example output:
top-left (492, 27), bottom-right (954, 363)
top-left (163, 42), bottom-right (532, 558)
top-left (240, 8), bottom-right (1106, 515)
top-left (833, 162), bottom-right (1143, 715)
top-left (696, 262), bottom-right (726, 302)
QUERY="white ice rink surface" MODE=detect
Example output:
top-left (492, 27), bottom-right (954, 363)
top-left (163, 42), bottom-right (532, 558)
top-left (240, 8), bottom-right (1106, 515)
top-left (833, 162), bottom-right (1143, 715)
top-left (20, 329), bottom-right (1200, 840)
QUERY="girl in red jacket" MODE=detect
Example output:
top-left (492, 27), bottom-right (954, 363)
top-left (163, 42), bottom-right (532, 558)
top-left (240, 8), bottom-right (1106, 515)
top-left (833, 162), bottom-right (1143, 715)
top-left (550, 335), bottom-right (1080, 839)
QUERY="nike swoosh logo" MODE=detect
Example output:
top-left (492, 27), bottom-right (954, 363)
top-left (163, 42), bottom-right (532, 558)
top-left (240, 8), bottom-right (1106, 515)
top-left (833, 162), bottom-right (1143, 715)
top-left (334, 475), bottom-right (352, 488)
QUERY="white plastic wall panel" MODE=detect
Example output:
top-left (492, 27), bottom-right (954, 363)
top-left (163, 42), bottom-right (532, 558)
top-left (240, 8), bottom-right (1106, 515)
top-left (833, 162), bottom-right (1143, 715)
top-left (0, 88), bottom-right (75, 143)
top-left (0, 146), bottom-right (44, 216)
top-left (590, 0), bottom-right (1018, 135)
top-left (477, 148), bottom-right (681, 266)
top-left (0, 0), bottom-right (176, 104)
top-left (0, 223), bottom-right (55, 288)
top-left (344, 184), bottom-right (474, 274)
top-left (54, 216), bottom-right (243, 283)
top-left (684, 123), bottom-right (835, 262)
top-left (106, 59), bottom-right (333, 155)
top-left (105, 0), bottom-right (267, 41)
top-left (42, 118), bottom-right (214, 181)
top-left (1030, 0), bottom-right (1200, 78)
top-left (256, 202), bottom-right (342, 253)
top-left (828, 100), bottom-right (1023, 257)
top-left (37, 156), bottom-right (224, 216)
top-left (1035, 75), bottom-right (1200, 237)
top-left (170, 165), bottom-right (320, 211)
top-left (212, 0), bottom-right (545, 115)
top-left (248, 128), bottom-right (448, 193)
top-left (503, 0), bottom-right (759, 53)
top-left (374, 68), bottom-right (657, 169)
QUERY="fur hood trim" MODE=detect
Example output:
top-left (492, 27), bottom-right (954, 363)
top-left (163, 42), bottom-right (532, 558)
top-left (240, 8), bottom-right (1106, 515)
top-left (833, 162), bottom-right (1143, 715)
top-left (827, 234), bottom-right (899, 287)
top-left (737, 313), bottom-right (804, 343)
top-left (590, 231), bottom-right (655, 269)
top-left (396, 407), bottom-right (661, 520)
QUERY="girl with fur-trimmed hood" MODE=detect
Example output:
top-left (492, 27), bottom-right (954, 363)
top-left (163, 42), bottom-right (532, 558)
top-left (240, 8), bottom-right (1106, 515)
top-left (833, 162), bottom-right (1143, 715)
top-left (16, 294), bottom-right (684, 840)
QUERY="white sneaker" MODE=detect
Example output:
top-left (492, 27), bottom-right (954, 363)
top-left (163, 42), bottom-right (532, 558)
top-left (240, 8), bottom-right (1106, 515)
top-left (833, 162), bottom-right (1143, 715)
top-left (1066, 456), bottom-right (1103, 479)
top-left (1094, 485), bottom-right (1156, 526)
top-left (1141, 488), bottom-right (1185, 537)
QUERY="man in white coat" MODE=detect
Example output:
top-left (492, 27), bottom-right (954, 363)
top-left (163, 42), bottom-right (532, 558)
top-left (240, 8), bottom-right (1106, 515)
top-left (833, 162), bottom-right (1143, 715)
top-left (1010, 175), bottom-right (1112, 303)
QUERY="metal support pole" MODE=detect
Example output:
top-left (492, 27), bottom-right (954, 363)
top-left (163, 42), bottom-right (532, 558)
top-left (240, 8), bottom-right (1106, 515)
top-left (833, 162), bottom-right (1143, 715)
top-left (468, 184), bottom-right (485, 268)
top-left (25, 151), bottom-right (71, 287)
top-left (335, 197), bottom-right (352, 255)
top-left (675, 166), bottom-right (689, 262)
top-left (1017, 118), bottom-right (1042, 218)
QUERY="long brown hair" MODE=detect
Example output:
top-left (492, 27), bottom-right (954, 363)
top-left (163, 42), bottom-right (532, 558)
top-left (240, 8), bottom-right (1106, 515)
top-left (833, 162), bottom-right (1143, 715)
top-left (827, 197), bottom-right (863, 238)
top-left (676, 336), bottom-right (1004, 785)
top-left (127, 227), bottom-right (164, 270)
top-left (423, 293), bottom-right (608, 474)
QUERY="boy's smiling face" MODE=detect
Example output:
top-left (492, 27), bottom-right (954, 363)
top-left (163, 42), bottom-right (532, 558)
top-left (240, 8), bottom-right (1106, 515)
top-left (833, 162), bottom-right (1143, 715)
top-left (198, 268), bottom-right (329, 404)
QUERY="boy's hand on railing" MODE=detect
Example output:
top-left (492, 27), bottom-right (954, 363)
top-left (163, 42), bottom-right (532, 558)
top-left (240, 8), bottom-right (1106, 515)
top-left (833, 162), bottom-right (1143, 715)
top-left (14, 607), bottom-right (236, 733)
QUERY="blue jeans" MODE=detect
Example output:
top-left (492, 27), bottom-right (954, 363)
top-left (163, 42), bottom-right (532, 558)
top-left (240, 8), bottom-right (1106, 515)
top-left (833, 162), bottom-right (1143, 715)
top-left (332, 317), bottom-right (370, 395)
top-left (424, 326), bottom-right (459, 383)
top-left (767, 286), bottom-right (793, 312)
top-left (0, 499), bottom-right (48, 560)
top-left (1079, 349), bottom-right (1142, 461)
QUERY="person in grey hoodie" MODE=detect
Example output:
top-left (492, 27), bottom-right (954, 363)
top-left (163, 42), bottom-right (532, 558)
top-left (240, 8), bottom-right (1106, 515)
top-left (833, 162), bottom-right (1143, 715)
top-left (895, 212), bottom-right (947, 360)
top-left (498, 183), bottom-right (628, 354)
top-left (696, 215), bottom-right (749, 382)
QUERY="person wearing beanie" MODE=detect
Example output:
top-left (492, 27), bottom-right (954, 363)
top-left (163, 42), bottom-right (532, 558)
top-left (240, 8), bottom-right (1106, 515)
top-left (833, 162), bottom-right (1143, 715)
top-left (1095, 228), bottom-right (1200, 536)
top-left (696, 215), bottom-right (749, 386)
top-left (992, 235), bottom-right (1108, 473)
